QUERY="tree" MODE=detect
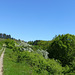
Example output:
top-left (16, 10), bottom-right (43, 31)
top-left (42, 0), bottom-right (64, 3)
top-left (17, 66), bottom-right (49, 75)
top-left (0, 33), bottom-right (2, 38)
top-left (3, 33), bottom-right (6, 39)
top-left (8, 35), bottom-right (11, 39)
top-left (47, 34), bottom-right (75, 66)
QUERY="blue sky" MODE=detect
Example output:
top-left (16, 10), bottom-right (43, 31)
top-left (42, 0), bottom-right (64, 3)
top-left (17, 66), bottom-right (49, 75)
top-left (0, 0), bottom-right (75, 41)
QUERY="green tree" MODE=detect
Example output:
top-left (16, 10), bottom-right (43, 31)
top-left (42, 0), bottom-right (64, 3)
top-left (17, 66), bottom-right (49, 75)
top-left (48, 34), bottom-right (75, 66)
top-left (0, 33), bottom-right (2, 38)
top-left (3, 33), bottom-right (6, 39)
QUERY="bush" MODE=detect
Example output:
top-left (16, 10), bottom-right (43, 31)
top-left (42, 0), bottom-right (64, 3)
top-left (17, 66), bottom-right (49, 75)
top-left (5, 39), bottom-right (16, 48)
top-left (12, 47), bottom-right (63, 75)
top-left (48, 34), bottom-right (75, 66)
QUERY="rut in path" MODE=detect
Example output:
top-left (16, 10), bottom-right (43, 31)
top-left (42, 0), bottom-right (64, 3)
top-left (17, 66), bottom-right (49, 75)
top-left (0, 48), bottom-right (5, 75)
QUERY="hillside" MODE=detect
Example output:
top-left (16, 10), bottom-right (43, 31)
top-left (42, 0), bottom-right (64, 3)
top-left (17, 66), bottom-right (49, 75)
top-left (0, 33), bottom-right (75, 75)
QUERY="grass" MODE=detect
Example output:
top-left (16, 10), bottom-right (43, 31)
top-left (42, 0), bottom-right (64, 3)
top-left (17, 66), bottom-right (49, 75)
top-left (3, 48), bottom-right (40, 75)
top-left (0, 47), bottom-right (4, 56)
top-left (0, 38), bottom-right (6, 56)
top-left (3, 48), bottom-right (63, 75)
top-left (3, 47), bottom-right (63, 75)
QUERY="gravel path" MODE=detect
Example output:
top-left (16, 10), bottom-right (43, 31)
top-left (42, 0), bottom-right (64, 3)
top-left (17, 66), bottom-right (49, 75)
top-left (0, 49), bottom-right (5, 75)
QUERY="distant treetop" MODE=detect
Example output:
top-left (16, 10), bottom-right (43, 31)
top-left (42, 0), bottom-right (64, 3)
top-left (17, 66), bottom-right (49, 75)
top-left (0, 33), bottom-right (11, 39)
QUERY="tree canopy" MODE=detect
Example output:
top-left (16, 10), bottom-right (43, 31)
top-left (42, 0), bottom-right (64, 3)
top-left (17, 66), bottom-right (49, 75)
top-left (47, 34), bottom-right (75, 66)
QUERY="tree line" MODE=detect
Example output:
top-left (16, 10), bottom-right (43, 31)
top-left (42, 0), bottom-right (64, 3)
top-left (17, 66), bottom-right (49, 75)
top-left (0, 33), bottom-right (11, 39)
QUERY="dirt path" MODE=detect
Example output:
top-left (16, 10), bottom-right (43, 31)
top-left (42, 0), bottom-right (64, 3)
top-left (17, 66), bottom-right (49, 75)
top-left (0, 49), bottom-right (5, 75)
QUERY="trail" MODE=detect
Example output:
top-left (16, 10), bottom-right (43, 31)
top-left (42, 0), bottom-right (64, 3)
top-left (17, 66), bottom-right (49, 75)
top-left (0, 48), bottom-right (5, 75)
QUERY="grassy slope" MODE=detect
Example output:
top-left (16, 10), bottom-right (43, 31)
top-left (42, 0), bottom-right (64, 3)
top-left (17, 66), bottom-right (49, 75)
top-left (3, 48), bottom-right (41, 75)
top-left (3, 48), bottom-right (63, 75)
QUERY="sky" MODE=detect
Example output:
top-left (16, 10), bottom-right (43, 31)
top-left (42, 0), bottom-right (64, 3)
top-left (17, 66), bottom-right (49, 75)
top-left (0, 0), bottom-right (75, 41)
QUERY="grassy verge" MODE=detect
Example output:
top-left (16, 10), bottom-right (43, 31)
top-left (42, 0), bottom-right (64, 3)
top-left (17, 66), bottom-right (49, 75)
top-left (0, 47), bottom-right (4, 56)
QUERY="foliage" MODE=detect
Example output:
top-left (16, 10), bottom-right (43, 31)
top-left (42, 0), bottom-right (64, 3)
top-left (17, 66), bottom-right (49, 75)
top-left (28, 40), bottom-right (52, 50)
top-left (5, 39), bottom-right (16, 48)
top-left (47, 34), bottom-right (75, 66)
top-left (10, 46), bottom-right (63, 75)
top-left (0, 33), bottom-right (11, 39)
top-left (2, 33), bottom-right (75, 75)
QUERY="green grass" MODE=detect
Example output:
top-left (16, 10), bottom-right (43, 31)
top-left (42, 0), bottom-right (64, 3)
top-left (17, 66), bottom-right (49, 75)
top-left (3, 48), bottom-right (41, 75)
top-left (0, 38), bottom-right (6, 54)
top-left (0, 50), bottom-right (2, 56)
top-left (0, 47), bottom-right (4, 56)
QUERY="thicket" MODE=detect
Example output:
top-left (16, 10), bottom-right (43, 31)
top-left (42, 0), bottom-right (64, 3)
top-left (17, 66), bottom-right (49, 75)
top-left (47, 34), bottom-right (75, 66)
top-left (7, 46), bottom-right (63, 75)
top-left (28, 40), bottom-right (52, 50)
top-left (28, 34), bottom-right (75, 74)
